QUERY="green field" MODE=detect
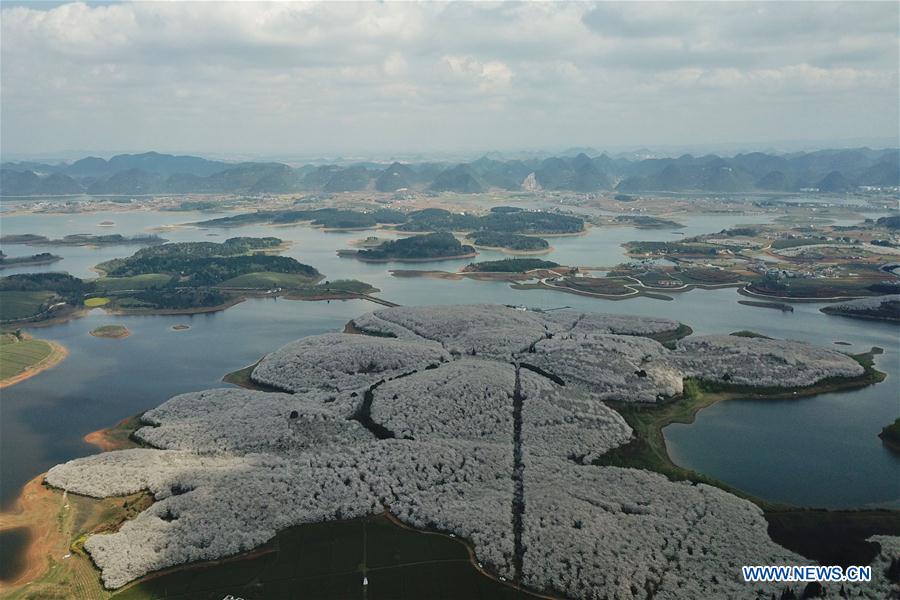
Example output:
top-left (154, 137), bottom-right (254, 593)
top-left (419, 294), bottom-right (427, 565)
top-left (218, 271), bottom-right (322, 289)
top-left (113, 515), bottom-right (536, 600)
top-left (0, 290), bottom-right (55, 321)
top-left (285, 279), bottom-right (379, 298)
top-left (0, 333), bottom-right (54, 380)
top-left (113, 297), bottom-right (156, 309)
top-left (95, 274), bottom-right (173, 292)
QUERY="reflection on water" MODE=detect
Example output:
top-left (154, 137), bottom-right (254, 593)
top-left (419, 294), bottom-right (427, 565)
top-left (0, 527), bottom-right (29, 582)
top-left (0, 210), bottom-right (897, 510)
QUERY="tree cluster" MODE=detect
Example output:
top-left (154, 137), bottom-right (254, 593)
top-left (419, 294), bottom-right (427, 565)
top-left (45, 304), bottom-right (890, 599)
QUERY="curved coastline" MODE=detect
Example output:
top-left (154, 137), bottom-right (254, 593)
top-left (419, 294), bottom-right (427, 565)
top-left (0, 340), bottom-right (68, 389)
top-left (2, 407), bottom-right (547, 599)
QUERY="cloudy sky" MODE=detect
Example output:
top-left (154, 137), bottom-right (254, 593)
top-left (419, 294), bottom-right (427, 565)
top-left (1, 1), bottom-right (898, 159)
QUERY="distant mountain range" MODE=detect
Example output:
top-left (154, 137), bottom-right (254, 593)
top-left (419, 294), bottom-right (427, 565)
top-left (2, 148), bottom-right (898, 196)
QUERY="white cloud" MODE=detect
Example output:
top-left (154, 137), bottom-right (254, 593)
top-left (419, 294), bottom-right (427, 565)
top-left (443, 55), bottom-right (514, 92)
top-left (1, 1), bottom-right (897, 156)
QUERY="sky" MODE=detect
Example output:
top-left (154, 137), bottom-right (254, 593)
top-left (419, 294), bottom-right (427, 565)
top-left (1, 1), bottom-right (898, 160)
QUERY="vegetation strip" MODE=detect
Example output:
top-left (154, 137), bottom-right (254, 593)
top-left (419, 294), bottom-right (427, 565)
top-left (510, 364), bottom-right (526, 585)
top-left (593, 348), bottom-right (892, 565)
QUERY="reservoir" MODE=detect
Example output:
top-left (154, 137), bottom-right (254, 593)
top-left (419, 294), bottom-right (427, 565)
top-left (0, 209), bottom-right (897, 510)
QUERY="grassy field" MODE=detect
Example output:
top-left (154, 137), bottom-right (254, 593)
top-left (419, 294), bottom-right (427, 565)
top-left (729, 330), bottom-right (773, 339)
top-left (648, 323), bottom-right (693, 348)
top-left (95, 274), bottom-right (172, 292)
top-left (112, 514), bottom-right (537, 600)
top-left (84, 298), bottom-right (110, 308)
top-left (0, 291), bottom-right (55, 322)
top-left (594, 379), bottom-right (736, 493)
top-left (0, 333), bottom-right (55, 381)
top-left (222, 361), bottom-right (281, 392)
top-left (112, 298), bottom-right (155, 309)
top-left (555, 277), bottom-right (633, 296)
top-left (286, 280), bottom-right (379, 300)
top-left (218, 271), bottom-right (322, 289)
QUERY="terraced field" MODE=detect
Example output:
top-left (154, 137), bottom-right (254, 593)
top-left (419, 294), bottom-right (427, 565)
top-left (0, 334), bottom-right (55, 381)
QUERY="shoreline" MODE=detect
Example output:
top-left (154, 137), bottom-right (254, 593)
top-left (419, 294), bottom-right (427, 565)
top-left (0, 256), bottom-right (63, 269)
top-left (0, 328), bottom-right (894, 595)
top-left (0, 340), bottom-right (68, 389)
top-left (738, 285), bottom-right (872, 303)
top-left (468, 243), bottom-right (554, 256)
top-left (7, 288), bottom-right (392, 332)
top-left (83, 414), bottom-right (143, 452)
top-left (0, 415), bottom-right (143, 593)
top-left (597, 347), bottom-right (887, 512)
top-left (0, 475), bottom-right (63, 591)
top-left (347, 251), bottom-right (478, 263)
top-left (4, 404), bottom-right (549, 599)
top-left (820, 306), bottom-right (900, 323)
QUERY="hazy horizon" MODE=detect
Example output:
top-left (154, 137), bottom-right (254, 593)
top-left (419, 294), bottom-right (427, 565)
top-left (3, 135), bottom-right (900, 166)
top-left (2, 1), bottom-right (898, 158)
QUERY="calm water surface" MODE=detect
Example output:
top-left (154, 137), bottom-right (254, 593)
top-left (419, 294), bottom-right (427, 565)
top-left (0, 209), bottom-right (897, 509)
top-left (0, 527), bottom-right (29, 581)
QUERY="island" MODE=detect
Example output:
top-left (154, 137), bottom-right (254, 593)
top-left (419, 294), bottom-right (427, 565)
top-left (0, 237), bottom-right (381, 324)
top-left (82, 237), bottom-right (319, 313)
top-left (618, 218), bottom-right (900, 301)
top-left (0, 330), bottom-right (67, 388)
top-left (89, 325), bottom-right (130, 339)
top-left (192, 207), bottom-right (406, 230)
top-left (0, 233), bottom-right (166, 247)
top-left (821, 295), bottom-right (900, 322)
top-left (29, 305), bottom-right (896, 600)
top-left (880, 418), bottom-right (900, 452)
top-left (349, 235), bottom-right (387, 248)
top-left (611, 215), bottom-right (685, 229)
top-left (396, 207), bottom-right (585, 235)
top-left (464, 231), bottom-right (550, 253)
top-left (463, 258), bottom-right (560, 273)
top-left (341, 232), bottom-right (476, 262)
top-left (0, 251), bottom-right (62, 269)
top-left (193, 206), bottom-right (586, 236)
top-left (380, 212), bottom-right (900, 306)
top-left (738, 299), bottom-right (794, 312)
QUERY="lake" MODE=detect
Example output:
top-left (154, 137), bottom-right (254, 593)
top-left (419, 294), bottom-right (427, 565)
top-left (0, 208), bottom-right (897, 510)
